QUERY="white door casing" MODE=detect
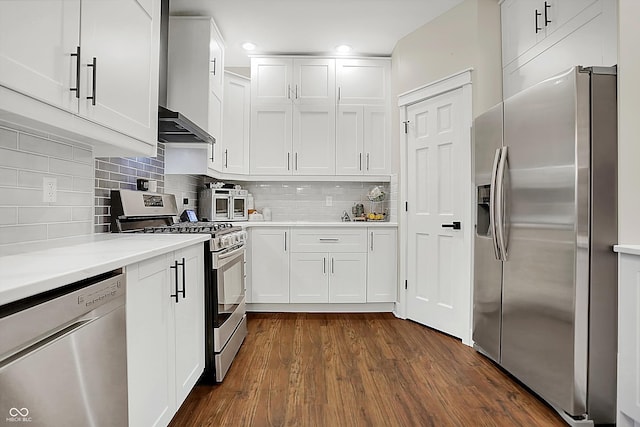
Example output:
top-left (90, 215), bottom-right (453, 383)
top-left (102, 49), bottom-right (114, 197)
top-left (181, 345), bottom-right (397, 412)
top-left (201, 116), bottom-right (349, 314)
top-left (399, 69), bottom-right (473, 345)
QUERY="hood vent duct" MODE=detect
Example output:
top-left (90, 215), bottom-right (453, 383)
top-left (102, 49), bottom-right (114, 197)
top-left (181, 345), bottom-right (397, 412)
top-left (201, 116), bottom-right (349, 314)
top-left (157, 0), bottom-right (214, 145)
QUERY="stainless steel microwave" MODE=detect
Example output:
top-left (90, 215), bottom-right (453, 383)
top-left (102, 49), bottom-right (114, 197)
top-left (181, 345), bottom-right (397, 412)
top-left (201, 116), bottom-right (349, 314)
top-left (199, 188), bottom-right (248, 221)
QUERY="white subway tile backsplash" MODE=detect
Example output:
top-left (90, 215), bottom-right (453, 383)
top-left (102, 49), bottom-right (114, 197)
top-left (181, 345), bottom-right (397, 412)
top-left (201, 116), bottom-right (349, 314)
top-left (0, 207), bottom-right (17, 225)
top-left (73, 146), bottom-right (93, 164)
top-left (18, 170), bottom-right (74, 190)
top-left (0, 124), bottom-right (95, 245)
top-left (0, 167), bottom-right (18, 186)
top-left (19, 207), bottom-right (72, 224)
top-left (18, 133), bottom-right (74, 159)
top-left (49, 157), bottom-right (92, 177)
top-left (72, 207), bottom-right (93, 221)
top-left (0, 224), bottom-right (47, 244)
top-left (0, 127), bottom-right (18, 149)
top-left (244, 181), bottom-right (390, 222)
top-left (0, 147), bottom-right (49, 172)
top-left (47, 221), bottom-right (93, 239)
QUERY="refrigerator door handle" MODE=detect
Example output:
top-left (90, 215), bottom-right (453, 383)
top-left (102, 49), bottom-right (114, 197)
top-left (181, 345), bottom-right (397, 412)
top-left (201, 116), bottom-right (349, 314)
top-left (489, 147), bottom-right (503, 260)
top-left (495, 146), bottom-right (508, 261)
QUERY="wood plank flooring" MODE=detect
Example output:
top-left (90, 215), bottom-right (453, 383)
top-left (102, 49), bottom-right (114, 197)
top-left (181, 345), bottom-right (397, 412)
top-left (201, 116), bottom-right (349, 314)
top-left (169, 313), bottom-right (566, 426)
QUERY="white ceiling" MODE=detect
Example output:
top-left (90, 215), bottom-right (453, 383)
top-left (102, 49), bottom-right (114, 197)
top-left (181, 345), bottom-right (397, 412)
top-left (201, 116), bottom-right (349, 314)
top-left (169, 0), bottom-right (465, 68)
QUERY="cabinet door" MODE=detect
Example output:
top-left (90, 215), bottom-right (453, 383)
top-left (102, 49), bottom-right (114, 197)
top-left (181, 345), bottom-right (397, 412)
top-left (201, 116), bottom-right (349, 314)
top-left (208, 90), bottom-right (223, 171)
top-left (0, 1), bottom-right (80, 113)
top-left (363, 106), bottom-right (390, 175)
top-left (79, 0), bottom-right (159, 143)
top-left (329, 253), bottom-right (367, 303)
top-left (209, 22), bottom-right (224, 96)
top-left (550, 0), bottom-right (598, 35)
top-left (336, 59), bottom-right (390, 105)
top-left (367, 228), bottom-right (397, 302)
top-left (251, 57), bottom-right (293, 105)
top-left (618, 254), bottom-right (640, 424)
top-left (293, 58), bottom-right (335, 105)
top-left (336, 105), bottom-right (364, 175)
top-left (223, 72), bottom-right (251, 174)
top-left (501, 0), bottom-right (545, 66)
top-left (173, 244), bottom-right (205, 407)
top-left (126, 254), bottom-right (174, 427)
top-left (251, 228), bottom-right (290, 303)
top-left (290, 252), bottom-right (329, 303)
top-left (293, 104), bottom-right (336, 175)
top-left (250, 104), bottom-right (293, 175)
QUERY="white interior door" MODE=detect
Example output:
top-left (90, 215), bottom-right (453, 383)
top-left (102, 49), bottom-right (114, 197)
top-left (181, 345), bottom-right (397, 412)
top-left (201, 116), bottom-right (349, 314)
top-left (406, 87), bottom-right (471, 341)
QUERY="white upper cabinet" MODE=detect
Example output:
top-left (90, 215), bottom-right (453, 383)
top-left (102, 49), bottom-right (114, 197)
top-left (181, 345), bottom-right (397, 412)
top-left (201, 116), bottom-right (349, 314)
top-left (250, 56), bottom-right (390, 178)
top-left (336, 105), bottom-right (390, 175)
top-left (293, 59), bottom-right (336, 105)
top-left (293, 104), bottom-right (336, 175)
top-left (0, 0), bottom-right (80, 113)
top-left (79, 0), bottom-right (159, 143)
top-left (336, 59), bottom-right (390, 105)
top-left (250, 57), bottom-right (336, 176)
top-left (166, 16), bottom-right (224, 173)
top-left (0, 0), bottom-right (160, 154)
top-left (501, 0), bottom-right (615, 98)
top-left (222, 72), bottom-right (250, 175)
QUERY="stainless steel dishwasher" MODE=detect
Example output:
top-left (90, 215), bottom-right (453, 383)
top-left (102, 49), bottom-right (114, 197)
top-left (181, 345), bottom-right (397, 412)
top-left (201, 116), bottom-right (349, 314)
top-left (0, 270), bottom-right (128, 426)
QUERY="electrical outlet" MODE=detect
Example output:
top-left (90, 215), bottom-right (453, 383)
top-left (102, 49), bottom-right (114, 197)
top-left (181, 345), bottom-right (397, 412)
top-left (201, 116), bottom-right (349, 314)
top-left (325, 196), bottom-right (333, 207)
top-left (43, 177), bottom-right (57, 203)
top-left (183, 198), bottom-right (189, 205)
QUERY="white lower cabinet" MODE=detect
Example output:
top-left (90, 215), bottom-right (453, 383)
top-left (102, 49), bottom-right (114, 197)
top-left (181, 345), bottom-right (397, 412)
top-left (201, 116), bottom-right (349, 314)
top-left (617, 250), bottom-right (640, 427)
top-left (367, 228), bottom-right (398, 302)
top-left (126, 243), bottom-right (204, 427)
top-left (248, 226), bottom-right (397, 308)
top-left (289, 252), bottom-right (366, 303)
top-left (249, 227), bottom-right (290, 303)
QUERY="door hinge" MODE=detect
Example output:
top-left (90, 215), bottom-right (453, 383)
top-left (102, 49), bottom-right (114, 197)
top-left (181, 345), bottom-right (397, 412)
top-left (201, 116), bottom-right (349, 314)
top-left (405, 280), bottom-right (408, 290)
top-left (403, 120), bottom-right (410, 134)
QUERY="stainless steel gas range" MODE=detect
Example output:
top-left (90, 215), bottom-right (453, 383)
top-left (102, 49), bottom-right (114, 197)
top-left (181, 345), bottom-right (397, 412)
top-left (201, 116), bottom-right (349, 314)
top-left (111, 189), bottom-right (247, 383)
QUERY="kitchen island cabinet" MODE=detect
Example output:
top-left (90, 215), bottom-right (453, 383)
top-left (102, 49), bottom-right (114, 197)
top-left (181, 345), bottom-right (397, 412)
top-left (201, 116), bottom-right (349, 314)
top-left (0, 0), bottom-right (161, 156)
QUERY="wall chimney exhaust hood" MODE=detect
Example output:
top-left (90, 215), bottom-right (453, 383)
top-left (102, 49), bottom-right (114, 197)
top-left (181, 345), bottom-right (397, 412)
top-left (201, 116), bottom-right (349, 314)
top-left (157, 106), bottom-right (215, 145)
top-left (157, 0), bottom-right (213, 145)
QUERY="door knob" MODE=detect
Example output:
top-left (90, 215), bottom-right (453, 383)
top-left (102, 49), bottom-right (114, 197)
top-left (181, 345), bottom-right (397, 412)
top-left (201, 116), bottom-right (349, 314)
top-left (441, 221), bottom-right (461, 230)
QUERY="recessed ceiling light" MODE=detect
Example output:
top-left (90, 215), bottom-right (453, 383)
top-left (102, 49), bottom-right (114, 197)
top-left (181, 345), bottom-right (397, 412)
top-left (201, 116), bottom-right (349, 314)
top-left (242, 42), bottom-right (256, 51)
top-left (336, 44), bottom-right (352, 54)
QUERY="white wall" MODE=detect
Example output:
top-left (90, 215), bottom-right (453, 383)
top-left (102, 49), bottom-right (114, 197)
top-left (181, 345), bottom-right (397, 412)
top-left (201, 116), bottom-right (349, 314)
top-left (618, 0), bottom-right (640, 244)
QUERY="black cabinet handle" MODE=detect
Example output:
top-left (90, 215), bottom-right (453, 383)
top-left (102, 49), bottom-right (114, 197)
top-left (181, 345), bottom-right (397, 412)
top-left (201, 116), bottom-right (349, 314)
top-left (544, 1), bottom-right (551, 26)
top-left (70, 46), bottom-right (80, 98)
top-left (442, 221), bottom-right (461, 230)
top-left (212, 57), bottom-right (216, 76)
top-left (210, 140), bottom-right (215, 162)
top-left (225, 149), bottom-right (228, 168)
top-left (535, 9), bottom-right (542, 33)
top-left (178, 257), bottom-right (186, 299)
top-left (170, 260), bottom-right (179, 303)
top-left (86, 57), bottom-right (97, 105)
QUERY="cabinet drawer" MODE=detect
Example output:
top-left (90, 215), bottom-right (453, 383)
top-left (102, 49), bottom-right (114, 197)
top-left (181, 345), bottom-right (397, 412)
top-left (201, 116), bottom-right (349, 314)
top-left (290, 228), bottom-right (366, 253)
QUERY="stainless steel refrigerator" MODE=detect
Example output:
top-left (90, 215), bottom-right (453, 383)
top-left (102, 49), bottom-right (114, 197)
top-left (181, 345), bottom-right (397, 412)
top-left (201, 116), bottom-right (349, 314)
top-left (472, 66), bottom-right (617, 424)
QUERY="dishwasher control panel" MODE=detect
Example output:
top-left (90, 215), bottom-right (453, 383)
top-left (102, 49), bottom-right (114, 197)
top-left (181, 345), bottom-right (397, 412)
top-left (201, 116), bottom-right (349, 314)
top-left (77, 276), bottom-right (125, 308)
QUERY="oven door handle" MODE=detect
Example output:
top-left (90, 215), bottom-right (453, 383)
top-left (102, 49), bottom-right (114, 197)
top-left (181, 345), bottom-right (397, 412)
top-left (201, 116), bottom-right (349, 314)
top-left (214, 245), bottom-right (245, 268)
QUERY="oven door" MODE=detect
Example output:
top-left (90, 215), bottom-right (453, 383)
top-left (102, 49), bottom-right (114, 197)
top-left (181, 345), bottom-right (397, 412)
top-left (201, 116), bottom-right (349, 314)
top-left (213, 246), bottom-right (245, 327)
top-left (231, 196), bottom-right (248, 221)
top-left (213, 195), bottom-right (232, 221)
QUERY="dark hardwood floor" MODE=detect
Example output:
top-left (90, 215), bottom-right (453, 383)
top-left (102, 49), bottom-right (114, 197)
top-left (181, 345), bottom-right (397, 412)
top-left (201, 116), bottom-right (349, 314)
top-left (169, 313), bottom-right (566, 426)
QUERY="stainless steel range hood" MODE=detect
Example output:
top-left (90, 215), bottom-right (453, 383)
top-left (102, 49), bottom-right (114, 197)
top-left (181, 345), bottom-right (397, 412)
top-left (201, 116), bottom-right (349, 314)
top-left (158, 106), bottom-right (215, 144)
top-left (157, 0), bottom-right (213, 145)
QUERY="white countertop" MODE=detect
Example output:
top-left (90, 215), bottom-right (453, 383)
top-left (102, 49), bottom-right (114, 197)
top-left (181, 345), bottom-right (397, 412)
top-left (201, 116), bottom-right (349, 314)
top-left (234, 221), bottom-right (398, 227)
top-left (0, 233), bottom-right (209, 305)
top-left (614, 245), bottom-right (640, 256)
